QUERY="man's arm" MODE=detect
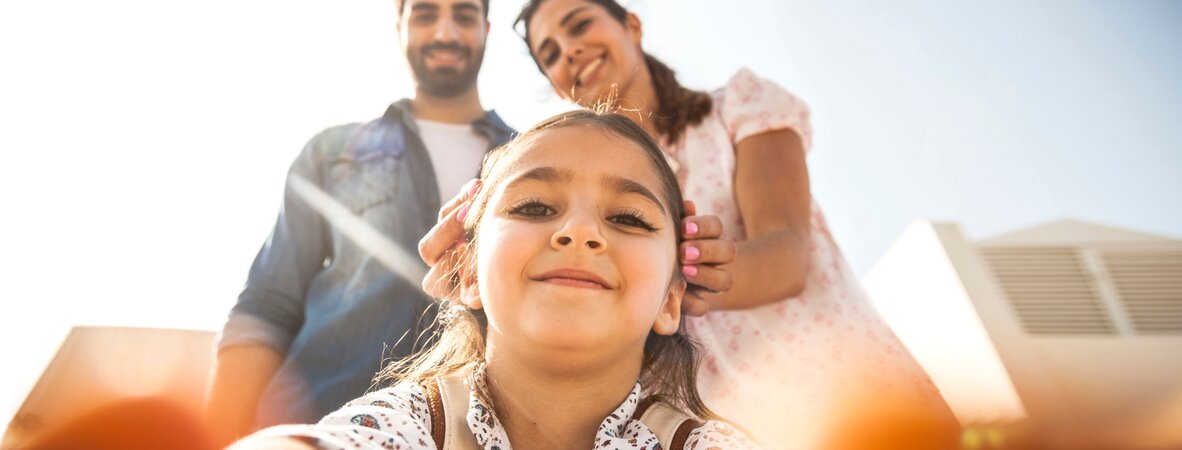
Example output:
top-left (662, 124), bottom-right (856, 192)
top-left (205, 130), bottom-right (339, 447)
top-left (205, 345), bottom-right (284, 447)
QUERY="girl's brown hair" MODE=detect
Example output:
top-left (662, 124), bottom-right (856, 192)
top-left (380, 109), bottom-right (713, 418)
top-left (514, 0), bottom-right (713, 146)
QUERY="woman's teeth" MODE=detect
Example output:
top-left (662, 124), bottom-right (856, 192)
top-left (577, 57), bottom-right (604, 86)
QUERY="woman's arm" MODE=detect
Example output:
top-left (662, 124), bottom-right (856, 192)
top-left (696, 128), bottom-right (811, 311)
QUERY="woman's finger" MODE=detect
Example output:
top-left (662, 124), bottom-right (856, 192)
top-left (422, 262), bottom-right (449, 298)
top-left (421, 247), bottom-right (465, 298)
top-left (437, 179), bottom-right (481, 220)
top-left (681, 264), bottom-right (734, 294)
top-left (418, 202), bottom-right (470, 266)
top-left (419, 180), bottom-right (481, 266)
top-left (680, 238), bottom-right (738, 267)
top-left (681, 214), bottom-right (724, 241)
top-left (682, 291), bottom-right (712, 316)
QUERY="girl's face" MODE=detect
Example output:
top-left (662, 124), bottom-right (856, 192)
top-left (526, 0), bottom-right (647, 106)
top-left (470, 125), bottom-right (683, 365)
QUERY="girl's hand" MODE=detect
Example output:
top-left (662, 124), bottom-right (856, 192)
top-left (419, 179), bottom-right (481, 299)
top-left (680, 200), bottom-right (736, 316)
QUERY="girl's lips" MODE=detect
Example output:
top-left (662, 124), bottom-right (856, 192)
top-left (532, 268), bottom-right (613, 289)
top-left (544, 277), bottom-right (606, 289)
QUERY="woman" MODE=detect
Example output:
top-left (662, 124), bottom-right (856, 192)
top-left (424, 0), bottom-right (960, 447)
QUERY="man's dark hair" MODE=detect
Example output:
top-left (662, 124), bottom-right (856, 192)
top-left (397, 0), bottom-right (491, 19)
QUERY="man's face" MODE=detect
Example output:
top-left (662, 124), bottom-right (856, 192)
top-left (399, 0), bottom-right (489, 98)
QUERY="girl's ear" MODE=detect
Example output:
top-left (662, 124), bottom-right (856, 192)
top-left (625, 12), bottom-right (643, 46)
top-left (652, 277), bottom-right (686, 335)
top-left (456, 244), bottom-right (483, 310)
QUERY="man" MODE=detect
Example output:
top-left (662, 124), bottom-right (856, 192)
top-left (203, 0), bottom-right (512, 445)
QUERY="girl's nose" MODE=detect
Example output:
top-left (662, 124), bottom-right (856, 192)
top-left (551, 217), bottom-right (606, 252)
top-left (554, 235), bottom-right (602, 249)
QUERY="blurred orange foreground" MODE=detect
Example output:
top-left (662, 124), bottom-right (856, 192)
top-left (2, 326), bottom-right (215, 450)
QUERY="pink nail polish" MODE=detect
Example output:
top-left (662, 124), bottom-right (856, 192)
top-left (685, 246), bottom-right (701, 261)
top-left (467, 179), bottom-right (482, 196)
top-left (685, 221), bottom-right (699, 236)
top-left (456, 202), bottom-right (471, 223)
top-left (682, 265), bottom-right (698, 277)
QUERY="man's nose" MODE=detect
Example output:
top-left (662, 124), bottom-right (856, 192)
top-left (432, 16), bottom-right (460, 42)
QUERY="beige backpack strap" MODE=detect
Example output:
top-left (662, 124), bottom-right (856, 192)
top-left (635, 398), bottom-right (704, 450)
top-left (427, 372), bottom-right (481, 450)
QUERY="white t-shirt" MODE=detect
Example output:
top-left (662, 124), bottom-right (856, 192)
top-left (415, 118), bottom-right (490, 199)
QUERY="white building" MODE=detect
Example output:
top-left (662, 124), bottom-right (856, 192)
top-left (864, 219), bottom-right (1182, 448)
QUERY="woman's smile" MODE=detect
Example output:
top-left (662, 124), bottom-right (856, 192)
top-left (575, 55), bottom-right (606, 88)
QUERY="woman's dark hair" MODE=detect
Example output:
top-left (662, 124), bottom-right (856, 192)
top-left (514, 0), bottom-right (713, 145)
top-left (380, 109), bottom-right (713, 419)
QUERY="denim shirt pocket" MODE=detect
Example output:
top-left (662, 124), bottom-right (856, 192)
top-left (325, 125), bottom-right (407, 214)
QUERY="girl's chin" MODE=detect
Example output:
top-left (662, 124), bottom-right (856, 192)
top-left (529, 322), bottom-right (610, 343)
top-left (519, 323), bottom-right (620, 350)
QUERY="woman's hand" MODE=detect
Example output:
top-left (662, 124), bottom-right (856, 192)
top-left (419, 182), bottom-right (736, 315)
top-left (419, 179), bottom-right (481, 299)
top-left (679, 200), bottom-right (736, 316)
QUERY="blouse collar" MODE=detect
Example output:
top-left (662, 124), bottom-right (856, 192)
top-left (465, 372), bottom-right (661, 450)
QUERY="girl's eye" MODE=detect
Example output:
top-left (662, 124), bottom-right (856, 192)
top-left (609, 209), bottom-right (658, 231)
top-left (508, 199), bottom-right (556, 218)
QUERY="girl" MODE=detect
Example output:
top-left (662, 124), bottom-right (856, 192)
top-left (230, 111), bottom-right (760, 450)
top-left (426, 0), bottom-right (961, 447)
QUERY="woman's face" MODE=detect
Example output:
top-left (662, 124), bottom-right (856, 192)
top-left (471, 124), bottom-right (683, 366)
top-left (526, 0), bottom-right (647, 106)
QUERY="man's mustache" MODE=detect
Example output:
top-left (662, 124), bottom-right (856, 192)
top-left (421, 43), bottom-right (471, 57)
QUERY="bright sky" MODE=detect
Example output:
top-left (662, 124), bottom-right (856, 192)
top-left (2, 0), bottom-right (1180, 433)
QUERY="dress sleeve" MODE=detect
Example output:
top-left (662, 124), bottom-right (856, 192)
top-left (243, 383), bottom-right (437, 450)
top-left (719, 67), bottom-right (814, 154)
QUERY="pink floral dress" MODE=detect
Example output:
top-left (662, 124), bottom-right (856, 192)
top-left (665, 69), bottom-right (947, 447)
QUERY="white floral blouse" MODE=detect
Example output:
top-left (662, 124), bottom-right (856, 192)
top-left (249, 374), bottom-right (761, 450)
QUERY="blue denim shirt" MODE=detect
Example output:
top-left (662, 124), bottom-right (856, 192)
top-left (219, 99), bottom-right (515, 428)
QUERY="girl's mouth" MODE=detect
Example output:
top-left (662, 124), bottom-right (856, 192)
top-left (532, 268), bottom-right (612, 289)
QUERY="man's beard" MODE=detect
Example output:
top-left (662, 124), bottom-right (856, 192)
top-left (409, 42), bottom-right (485, 98)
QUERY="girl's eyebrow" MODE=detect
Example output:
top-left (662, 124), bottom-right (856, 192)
top-left (602, 175), bottom-right (667, 216)
top-left (502, 166), bottom-right (667, 216)
top-left (504, 166), bottom-right (575, 190)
